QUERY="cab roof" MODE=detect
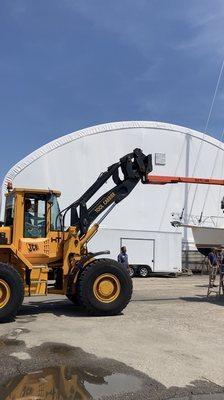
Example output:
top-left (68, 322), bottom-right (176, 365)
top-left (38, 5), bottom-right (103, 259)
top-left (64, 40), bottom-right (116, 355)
top-left (6, 188), bottom-right (61, 197)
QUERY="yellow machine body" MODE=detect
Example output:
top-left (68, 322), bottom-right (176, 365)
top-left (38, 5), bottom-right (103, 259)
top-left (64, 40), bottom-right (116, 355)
top-left (0, 187), bottom-right (97, 298)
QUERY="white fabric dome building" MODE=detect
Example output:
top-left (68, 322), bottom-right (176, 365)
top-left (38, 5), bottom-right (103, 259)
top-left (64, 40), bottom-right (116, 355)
top-left (2, 121), bottom-right (224, 274)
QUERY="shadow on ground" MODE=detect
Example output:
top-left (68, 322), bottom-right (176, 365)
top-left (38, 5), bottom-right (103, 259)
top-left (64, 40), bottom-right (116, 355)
top-left (16, 298), bottom-right (107, 323)
top-left (17, 294), bottom-right (224, 323)
top-left (181, 295), bottom-right (224, 306)
top-left (194, 284), bottom-right (209, 288)
top-left (131, 294), bottom-right (224, 307)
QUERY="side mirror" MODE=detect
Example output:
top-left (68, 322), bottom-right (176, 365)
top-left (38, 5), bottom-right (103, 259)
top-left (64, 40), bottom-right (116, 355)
top-left (46, 193), bottom-right (55, 205)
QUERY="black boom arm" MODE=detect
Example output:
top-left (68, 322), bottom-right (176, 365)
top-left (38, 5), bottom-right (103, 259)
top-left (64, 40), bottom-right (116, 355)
top-left (62, 148), bottom-right (152, 236)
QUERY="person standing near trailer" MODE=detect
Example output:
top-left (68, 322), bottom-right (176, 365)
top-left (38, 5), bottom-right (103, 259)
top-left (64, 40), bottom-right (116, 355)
top-left (118, 246), bottom-right (129, 272)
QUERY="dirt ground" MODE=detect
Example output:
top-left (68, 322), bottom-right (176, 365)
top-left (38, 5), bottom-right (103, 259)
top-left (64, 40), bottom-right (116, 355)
top-left (0, 274), bottom-right (224, 399)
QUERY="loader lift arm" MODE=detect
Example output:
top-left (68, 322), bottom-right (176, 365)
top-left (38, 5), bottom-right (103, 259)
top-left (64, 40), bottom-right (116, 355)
top-left (147, 175), bottom-right (224, 186)
top-left (61, 148), bottom-right (152, 236)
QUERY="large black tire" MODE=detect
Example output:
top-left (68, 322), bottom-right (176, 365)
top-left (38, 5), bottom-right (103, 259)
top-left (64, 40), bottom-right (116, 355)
top-left (77, 258), bottom-right (133, 316)
top-left (66, 293), bottom-right (80, 306)
top-left (0, 263), bottom-right (24, 322)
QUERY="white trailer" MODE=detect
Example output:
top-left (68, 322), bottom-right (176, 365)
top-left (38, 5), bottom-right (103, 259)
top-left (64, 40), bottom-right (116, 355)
top-left (89, 228), bottom-right (182, 277)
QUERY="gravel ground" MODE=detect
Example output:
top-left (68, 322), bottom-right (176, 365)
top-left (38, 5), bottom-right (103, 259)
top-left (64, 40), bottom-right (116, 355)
top-left (0, 274), bottom-right (224, 399)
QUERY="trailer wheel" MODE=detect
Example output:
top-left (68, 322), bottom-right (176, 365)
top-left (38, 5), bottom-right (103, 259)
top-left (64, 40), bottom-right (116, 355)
top-left (138, 266), bottom-right (149, 278)
top-left (0, 263), bottom-right (24, 322)
top-left (129, 266), bottom-right (135, 278)
top-left (77, 258), bottom-right (133, 316)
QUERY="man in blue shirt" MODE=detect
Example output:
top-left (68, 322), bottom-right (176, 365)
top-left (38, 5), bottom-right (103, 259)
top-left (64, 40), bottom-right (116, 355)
top-left (208, 248), bottom-right (218, 287)
top-left (208, 249), bottom-right (218, 267)
top-left (118, 246), bottom-right (129, 270)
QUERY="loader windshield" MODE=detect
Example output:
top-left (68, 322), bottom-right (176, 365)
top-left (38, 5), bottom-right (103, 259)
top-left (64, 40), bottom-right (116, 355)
top-left (5, 193), bottom-right (14, 226)
top-left (24, 195), bottom-right (46, 238)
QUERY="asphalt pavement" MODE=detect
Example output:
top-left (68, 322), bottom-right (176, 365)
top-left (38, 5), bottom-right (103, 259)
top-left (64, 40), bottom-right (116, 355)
top-left (0, 275), bottom-right (224, 399)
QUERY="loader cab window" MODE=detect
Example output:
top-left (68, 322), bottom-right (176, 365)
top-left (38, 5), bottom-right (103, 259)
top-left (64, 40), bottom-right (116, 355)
top-left (50, 196), bottom-right (62, 231)
top-left (5, 193), bottom-right (15, 226)
top-left (24, 195), bottom-right (46, 238)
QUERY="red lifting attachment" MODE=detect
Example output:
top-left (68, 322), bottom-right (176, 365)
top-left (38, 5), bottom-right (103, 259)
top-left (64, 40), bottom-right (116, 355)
top-left (147, 175), bottom-right (224, 186)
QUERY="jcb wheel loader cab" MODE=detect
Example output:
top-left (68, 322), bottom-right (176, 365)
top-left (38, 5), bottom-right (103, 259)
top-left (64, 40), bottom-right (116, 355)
top-left (0, 263), bottom-right (24, 322)
top-left (77, 259), bottom-right (133, 316)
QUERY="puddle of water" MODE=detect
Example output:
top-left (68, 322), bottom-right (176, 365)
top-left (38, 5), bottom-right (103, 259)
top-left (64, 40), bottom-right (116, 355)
top-left (0, 365), bottom-right (142, 400)
top-left (85, 372), bottom-right (142, 399)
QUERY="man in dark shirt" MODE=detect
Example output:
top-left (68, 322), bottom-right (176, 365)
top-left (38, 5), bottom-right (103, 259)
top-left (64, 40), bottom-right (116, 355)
top-left (208, 249), bottom-right (218, 267)
top-left (118, 246), bottom-right (129, 270)
top-left (207, 248), bottom-right (218, 287)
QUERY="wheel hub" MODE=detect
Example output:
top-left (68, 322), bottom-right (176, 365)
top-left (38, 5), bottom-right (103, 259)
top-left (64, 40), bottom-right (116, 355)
top-left (93, 274), bottom-right (121, 303)
top-left (140, 267), bottom-right (148, 277)
top-left (0, 279), bottom-right (11, 309)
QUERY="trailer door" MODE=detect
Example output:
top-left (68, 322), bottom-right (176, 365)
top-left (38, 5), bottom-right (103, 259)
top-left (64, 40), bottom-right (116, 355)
top-left (120, 238), bottom-right (155, 271)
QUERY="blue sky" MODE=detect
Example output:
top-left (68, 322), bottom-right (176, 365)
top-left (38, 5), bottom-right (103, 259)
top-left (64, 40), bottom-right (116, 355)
top-left (0, 0), bottom-right (224, 184)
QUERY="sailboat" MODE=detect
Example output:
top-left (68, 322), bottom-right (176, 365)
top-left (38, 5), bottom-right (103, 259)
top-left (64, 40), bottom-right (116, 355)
top-left (171, 215), bottom-right (224, 256)
top-left (148, 174), bottom-right (224, 255)
top-left (171, 183), bottom-right (224, 256)
top-left (190, 224), bottom-right (224, 255)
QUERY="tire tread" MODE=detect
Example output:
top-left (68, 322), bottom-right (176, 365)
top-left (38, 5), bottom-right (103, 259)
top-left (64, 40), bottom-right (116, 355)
top-left (0, 263), bottom-right (24, 322)
top-left (77, 258), bottom-right (133, 316)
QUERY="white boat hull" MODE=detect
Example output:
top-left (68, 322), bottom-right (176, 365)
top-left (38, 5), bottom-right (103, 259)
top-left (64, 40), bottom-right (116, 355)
top-left (190, 225), bottom-right (224, 255)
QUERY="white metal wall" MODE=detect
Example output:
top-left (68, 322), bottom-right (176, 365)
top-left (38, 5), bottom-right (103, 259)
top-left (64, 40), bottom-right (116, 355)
top-left (1, 121), bottom-right (224, 246)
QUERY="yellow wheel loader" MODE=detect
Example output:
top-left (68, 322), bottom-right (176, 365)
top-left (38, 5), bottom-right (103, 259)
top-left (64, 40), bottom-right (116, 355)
top-left (0, 149), bottom-right (152, 321)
